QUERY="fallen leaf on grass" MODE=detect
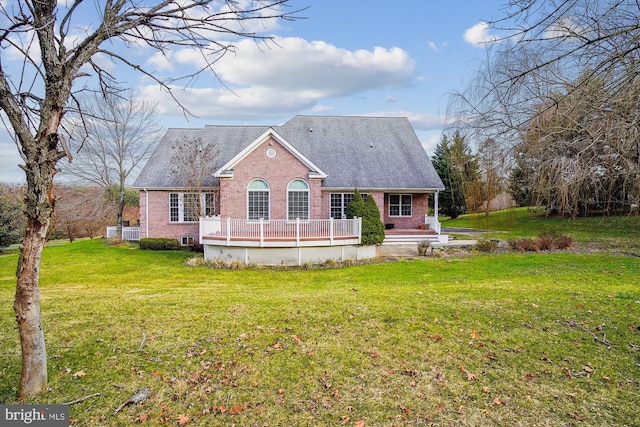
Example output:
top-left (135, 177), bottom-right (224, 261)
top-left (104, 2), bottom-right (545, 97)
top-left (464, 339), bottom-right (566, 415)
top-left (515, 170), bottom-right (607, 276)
top-left (320, 371), bottom-right (332, 389)
top-left (212, 405), bottom-right (226, 413)
top-left (176, 414), bottom-right (190, 425)
top-left (470, 330), bottom-right (480, 340)
top-left (73, 370), bottom-right (86, 378)
top-left (291, 334), bottom-right (302, 344)
top-left (134, 413), bottom-right (148, 423)
top-left (493, 397), bottom-right (505, 405)
top-left (229, 404), bottom-right (245, 415)
top-left (568, 412), bottom-right (583, 421)
top-left (460, 366), bottom-right (478, 381)
top-left (354, 420), bottom-right (365, 427)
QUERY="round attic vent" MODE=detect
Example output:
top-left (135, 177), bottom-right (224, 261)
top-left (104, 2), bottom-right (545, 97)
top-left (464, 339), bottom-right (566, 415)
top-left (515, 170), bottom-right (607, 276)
top-left (266, 148), bottom-right (277, 158)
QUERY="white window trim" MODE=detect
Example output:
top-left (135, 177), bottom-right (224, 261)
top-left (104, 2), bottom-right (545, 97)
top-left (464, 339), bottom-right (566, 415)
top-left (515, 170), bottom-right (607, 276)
top-left (389, 193), bottom-right (413, 217)
top-left (287, 179), bottom-right (310, 222)
top-left (170, 192), bottom-right (215, 223)
top-left (247, 179), bottom-right (270, 221)
top-left (330, 192), bottom-right (369, 219)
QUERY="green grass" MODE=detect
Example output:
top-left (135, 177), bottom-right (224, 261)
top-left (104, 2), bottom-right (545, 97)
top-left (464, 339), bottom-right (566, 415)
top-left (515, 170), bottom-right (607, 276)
top-left (442, 207), bottom-right (640, 254)
top-left (1, 238), bottom-right (639, 426)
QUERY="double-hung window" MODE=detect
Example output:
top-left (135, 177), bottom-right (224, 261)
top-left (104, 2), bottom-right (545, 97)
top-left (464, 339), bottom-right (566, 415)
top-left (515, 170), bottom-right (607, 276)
top-left (287, 179), bottom-right (309, 221)
top-left (330, 192), bottom-right (368, 219)
top-left (169, 192), bottom-right (215, 222)
top-left (248, 179), bottom-right (270, 220)
top-left (389, 194), bottom-right (412, 217)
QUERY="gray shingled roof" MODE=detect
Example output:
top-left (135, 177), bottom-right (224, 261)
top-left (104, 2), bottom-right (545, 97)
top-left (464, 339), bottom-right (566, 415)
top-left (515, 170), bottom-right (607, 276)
top-left (133, 115), bottom-right (444, 191)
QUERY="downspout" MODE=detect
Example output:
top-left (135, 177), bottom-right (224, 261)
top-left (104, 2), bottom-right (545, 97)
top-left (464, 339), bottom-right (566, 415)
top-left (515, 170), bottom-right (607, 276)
top-left (144, 189), bottom-right (149, 239)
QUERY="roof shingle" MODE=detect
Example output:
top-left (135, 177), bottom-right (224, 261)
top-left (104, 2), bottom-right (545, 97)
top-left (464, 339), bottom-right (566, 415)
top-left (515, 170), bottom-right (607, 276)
top-left (133, 116), bottom-right (444, 191)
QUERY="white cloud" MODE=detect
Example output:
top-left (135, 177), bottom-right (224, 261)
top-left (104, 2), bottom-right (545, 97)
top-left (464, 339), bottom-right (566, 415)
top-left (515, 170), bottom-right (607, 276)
top-left (545, 17), bottom-right (587, 40)
top-left (142, 37), bottom-right (416, 120)
top-left (421, 130), bottom-right (443, 156)
top-left (369, 111), bottom-right (450, 132)
top-left (463, 22), bottom-right (500, 46)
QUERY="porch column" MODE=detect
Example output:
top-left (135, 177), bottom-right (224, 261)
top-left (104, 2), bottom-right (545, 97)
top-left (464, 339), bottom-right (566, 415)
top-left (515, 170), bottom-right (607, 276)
top-left (434, 191), bottom-right (439, 219)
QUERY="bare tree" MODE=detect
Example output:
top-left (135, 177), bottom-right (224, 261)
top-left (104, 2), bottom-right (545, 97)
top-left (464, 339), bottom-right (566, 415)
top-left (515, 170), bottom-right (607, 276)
top-left (516, 74), bottom-right (640, 215)
top-left (491, 0), bottom-right (640, 100)
top-left (0, 0), bottom-right (300, 398)
top-left (63, 90), bottom-right (160, 239)
top-left (51, 185), bottom-right (113, 242)
top-left (476, 138), bottom-right (505, 216)
top-left (448, 0), bottom-right (640, 215)
top-left (170, 136), bottom-right (219, 217)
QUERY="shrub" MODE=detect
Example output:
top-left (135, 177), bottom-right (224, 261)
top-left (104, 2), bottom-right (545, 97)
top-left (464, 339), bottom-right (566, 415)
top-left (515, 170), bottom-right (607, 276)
top-left (139, 237), bottom-right (180, 250)
top-left (345, 188), bottom-right (365, 219)
top-left (475, 238), bottom-right (498, 253)
top-left (184, 256), bottom-right (207, 267)
top-left (537, 236), bottom-right (554, 251)
top-left (509, 238), bottom-right (524, 251)
top-left (555, 235), bottom-right (573, 249)
top-left (511, 238), bottom-right (541, 252)
top-left (322, 259), bottom-right (338, 269)
top-left (361, 195), bottom-right (385, 245)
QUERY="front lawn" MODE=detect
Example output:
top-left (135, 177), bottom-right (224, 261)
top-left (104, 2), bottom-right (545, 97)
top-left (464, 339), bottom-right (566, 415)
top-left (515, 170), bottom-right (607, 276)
top-left (0, 239), bottom-right (639, 426)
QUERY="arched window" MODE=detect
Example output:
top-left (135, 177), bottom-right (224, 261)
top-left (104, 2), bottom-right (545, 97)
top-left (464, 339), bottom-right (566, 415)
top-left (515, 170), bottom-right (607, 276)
top-left (248, 179), bottom-right (269, 220)
top-left (287, 179), bottom-right (309, 221)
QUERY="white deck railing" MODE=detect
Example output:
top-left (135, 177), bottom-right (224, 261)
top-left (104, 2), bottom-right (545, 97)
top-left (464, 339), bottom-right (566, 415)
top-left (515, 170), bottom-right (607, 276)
top-left (106, 226), bottom-right (140, 241)
top-left (200, 217), bottom-right (361, 246)
top-left (424, 215), bottom-right (441, 234)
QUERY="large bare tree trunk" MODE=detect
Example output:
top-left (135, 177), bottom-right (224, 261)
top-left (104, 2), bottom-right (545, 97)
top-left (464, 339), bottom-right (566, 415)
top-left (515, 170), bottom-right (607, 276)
top-left (15, 223), bottom-right (49, 398)
top-left (14, 137), bottom-right (58, 399)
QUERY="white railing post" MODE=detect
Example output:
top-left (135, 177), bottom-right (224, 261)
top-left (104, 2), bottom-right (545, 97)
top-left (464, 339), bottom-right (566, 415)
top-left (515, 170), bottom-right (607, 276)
top-left (259, 218), bottom-right (265, 247)
top-left (357, 217), bottom-right (362, 244)
top-left (295, 218), bottom-right (300, 246)
top-left (226, 217), bottom-right (231, 244)
top-left (329, 217), bottom-right (334, 245)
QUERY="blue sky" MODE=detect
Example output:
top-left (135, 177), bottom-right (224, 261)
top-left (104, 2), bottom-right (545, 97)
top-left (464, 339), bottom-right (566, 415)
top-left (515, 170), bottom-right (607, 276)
top-left (0, 0), bottom-right (508, 183)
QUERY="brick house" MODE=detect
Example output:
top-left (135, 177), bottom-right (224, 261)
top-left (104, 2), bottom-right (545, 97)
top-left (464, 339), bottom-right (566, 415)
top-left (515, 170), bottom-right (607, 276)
top-left (133, 116), bottom-right (445, 264)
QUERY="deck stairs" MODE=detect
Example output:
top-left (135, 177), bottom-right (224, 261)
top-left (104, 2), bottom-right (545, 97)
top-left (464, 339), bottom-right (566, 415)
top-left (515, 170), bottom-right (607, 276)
top-left (383, 229), bottom-right (440, 245)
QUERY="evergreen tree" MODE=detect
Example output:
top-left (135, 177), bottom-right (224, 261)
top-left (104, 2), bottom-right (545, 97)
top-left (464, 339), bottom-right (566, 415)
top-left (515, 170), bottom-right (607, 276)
top-left (345, 188), bottom-right (365, 219)
top-left (361, 195), bottom-right (385, 245)
top-left (432, 134), bottom-right (468, 218)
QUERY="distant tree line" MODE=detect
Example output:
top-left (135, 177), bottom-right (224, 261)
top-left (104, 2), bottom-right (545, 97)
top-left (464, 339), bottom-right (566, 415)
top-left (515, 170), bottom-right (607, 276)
top-left (444, 0), bottom-right (640, 218)
top-left (431, 131), bottom-right (506, 219)
top-left (0, 184), bottom-right (138, 248)
top-left (0, 185), bottom-right (25, 249)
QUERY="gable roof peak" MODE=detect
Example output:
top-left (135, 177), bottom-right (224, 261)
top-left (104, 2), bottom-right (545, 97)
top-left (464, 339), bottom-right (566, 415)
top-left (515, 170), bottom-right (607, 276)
top-left (213, 127), bottom-right (327, 179)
